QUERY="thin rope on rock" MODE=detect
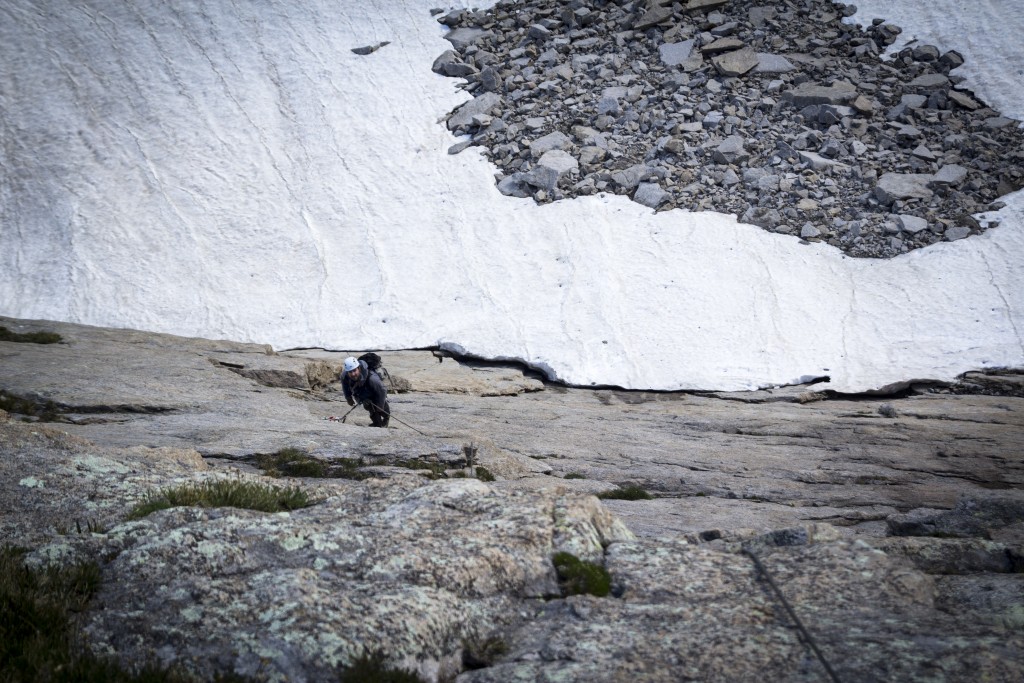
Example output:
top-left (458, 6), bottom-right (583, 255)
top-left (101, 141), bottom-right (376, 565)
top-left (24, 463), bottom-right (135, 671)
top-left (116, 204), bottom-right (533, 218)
top-left (742, 546), bottom-right (843, 683)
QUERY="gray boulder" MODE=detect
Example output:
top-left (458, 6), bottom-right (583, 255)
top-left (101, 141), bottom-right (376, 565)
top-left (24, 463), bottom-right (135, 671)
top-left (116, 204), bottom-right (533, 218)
top-left (754, 53), bottom-right (796, 73)
top-left (798, 150), bottom-right (849, 171)
top-left (908, 73), bottom-right (951, 90)
top-left (875, 173), bottom-right (935, 203)
top-left (712, 135), bottom-right (749, 164)
top-left (444, 27), bottom-right (490, 51)
top-left (633, 183), bottom-right (670, 209)
top-left (948, 90), bottom-right (982, 110)
top-left (496, 174), bottom-right (531, 198)
top-left (658, 40), bottom-right (696, 67)
top-left (535, 149), bottom-right (579, 177)
top-left (946, 226), bottom-right (972, 241)
top-left (530, 131), bottom-right (572, 158)
top-left (447, 92), bottom-right (502, 131)
top-left (897, 215), bottom-right (930, 234)
top-left (931, 164), bottom-right (969, 187)
top-left (711, 47), bottom-right (759, 77)
top-left (634, 6), bottom-right (673, 30)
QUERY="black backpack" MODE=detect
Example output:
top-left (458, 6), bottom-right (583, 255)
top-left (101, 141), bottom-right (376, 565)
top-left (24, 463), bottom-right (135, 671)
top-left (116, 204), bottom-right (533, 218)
top-left (358, 352), bottom-right (394, 389)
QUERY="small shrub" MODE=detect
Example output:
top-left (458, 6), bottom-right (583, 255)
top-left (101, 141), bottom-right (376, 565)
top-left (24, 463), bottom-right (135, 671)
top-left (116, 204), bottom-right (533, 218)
top-left (563, 473), bottom-right (586, 480)
top-left (0, 326), bottom-right (63, 344)
top-left (552, 551), bottom-right (611, 598)
top-left (337, 651), bottom-right (421, 683)
top-left (0, 390), bottom-right (62, 421)
top-left (462, 634), bottom-right (508, 670)
top-left (474, 466), bottom-right (495, 482)
top-left (597, 484), bottom-right (653, 501)
top-left (128, 479), bottom-right (312, 519)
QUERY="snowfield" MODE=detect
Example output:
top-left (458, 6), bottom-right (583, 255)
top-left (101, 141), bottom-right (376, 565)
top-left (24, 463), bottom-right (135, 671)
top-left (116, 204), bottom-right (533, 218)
top-left (1, 0), bottom-right (1021, 391)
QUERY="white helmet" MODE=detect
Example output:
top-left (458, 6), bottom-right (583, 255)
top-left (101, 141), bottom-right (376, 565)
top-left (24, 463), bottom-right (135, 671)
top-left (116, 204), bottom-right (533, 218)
top-left (342, 357), bottom-right (359, 373)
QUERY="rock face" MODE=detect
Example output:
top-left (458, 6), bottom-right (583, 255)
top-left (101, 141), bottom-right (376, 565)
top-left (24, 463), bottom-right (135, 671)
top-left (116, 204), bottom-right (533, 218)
top-left (435, 0), bottom-right (1024, 258)
top-left (2, 317), bottom-right (1023, 681)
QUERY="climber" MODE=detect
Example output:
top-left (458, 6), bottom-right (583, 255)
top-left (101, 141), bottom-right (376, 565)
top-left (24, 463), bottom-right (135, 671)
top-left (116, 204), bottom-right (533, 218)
top-left (340, 356), bottom-right (390, 427)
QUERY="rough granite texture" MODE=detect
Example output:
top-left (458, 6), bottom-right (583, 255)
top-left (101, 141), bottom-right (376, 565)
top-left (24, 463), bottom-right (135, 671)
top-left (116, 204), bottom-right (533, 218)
top-left (2, 316), bottom-right (1023, 681)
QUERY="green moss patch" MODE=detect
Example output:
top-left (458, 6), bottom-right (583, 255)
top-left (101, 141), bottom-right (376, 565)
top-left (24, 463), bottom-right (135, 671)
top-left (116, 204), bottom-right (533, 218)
top-left (128, 479), bottom-right (312, 519)
top-left (393, 458), bottom-right (446, 479)
top-left (0, 326), bottom-right (63, 344)
top-left (597, 484), bottom-right (653, 501)
top-left (255, 448), bottom-right (373, 480)
top-left (256, 448), bottom-right (328, 477)
top-left (552, 551), bottom-right (611, 598)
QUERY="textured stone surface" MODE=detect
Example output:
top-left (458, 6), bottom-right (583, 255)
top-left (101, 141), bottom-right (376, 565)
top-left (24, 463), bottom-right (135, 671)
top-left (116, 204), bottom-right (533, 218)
top-left (3, 317), bottom-right (1024, 681)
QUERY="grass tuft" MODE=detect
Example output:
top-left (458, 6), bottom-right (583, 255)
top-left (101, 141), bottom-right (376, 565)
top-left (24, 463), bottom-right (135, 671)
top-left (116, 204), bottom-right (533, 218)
top-left (474, 466), bottom-right (495, 482)
top-left (563, 472), bottom-right (586, 480)
top-left (338, 651), bottom-right (421, 682)
top-left (0, 545), bottom-right (190, 681)
top-left (0, 545), bottom-right (249, 681)
top-left (128, 479), bottom-right (312, 520)
top-left (597, 484), bottom-right (653, 501)
top-left (0, 326), bottom-right (63, 344)
top-left (552, 551), bottom-right (611, 598)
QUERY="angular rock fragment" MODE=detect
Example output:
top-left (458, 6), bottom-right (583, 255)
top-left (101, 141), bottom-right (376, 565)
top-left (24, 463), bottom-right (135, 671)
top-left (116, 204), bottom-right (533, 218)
top-left (930, 164), bottom-right (969, 187)
top-left (908, 73), bottom-right (951, 90)
top-left (351, 41), bottom-right (389, 56)
top-left (536, 149), bottom-right (578, 177)
top-left (897, 215), bottom-right (930, 234)
top-left (685, 0), bottom-right (729, 12)
top-left (530, 131), bottom-right (572, 158)
top-left (701, 37), bottom-right (743, 55)
top-left (948, 90), bottom-right (982, 110)
top-left (798, 150), bottom-right (848, 171)
top-left (712, 135), bottom-right (748, 164)
top-left (783, 82), bottom-right (858, 107)
top-left (447, 92), bottom-right (502, 131)
top-left (659, 39), bottom-right (696, 67)
top-left (754, 53), bottom-right (795, 73)
top-left (635, 6), bottom-right (673, 31)
top-left (875, 173), bottom-right (934, 202)
top-left (711, 47), bottom-right (759, 77)
top-left (945, 226), bottom-right (972, 241)
top-left (633, 183), bottom-right (670, 209)
top-left (432, 50), bottom-right (478, 77)
top-left (445, 27), bottom-right (490, 51)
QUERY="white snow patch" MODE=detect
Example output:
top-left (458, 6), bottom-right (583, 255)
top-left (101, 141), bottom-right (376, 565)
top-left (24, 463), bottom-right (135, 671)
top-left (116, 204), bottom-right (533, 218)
top-left (0, 0), bottom-right (1021, 392)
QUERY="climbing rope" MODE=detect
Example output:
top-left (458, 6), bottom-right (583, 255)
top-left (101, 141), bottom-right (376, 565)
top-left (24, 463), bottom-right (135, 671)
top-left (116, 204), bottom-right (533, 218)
top-left (742, 546), bottom-right (843, 683)
top-left (370, 401), bottom-right (429, 436)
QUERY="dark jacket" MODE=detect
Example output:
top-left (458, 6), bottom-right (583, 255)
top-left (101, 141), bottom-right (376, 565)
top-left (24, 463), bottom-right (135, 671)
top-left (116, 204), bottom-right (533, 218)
top-left (341, 359), bottom-right (387, 409)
